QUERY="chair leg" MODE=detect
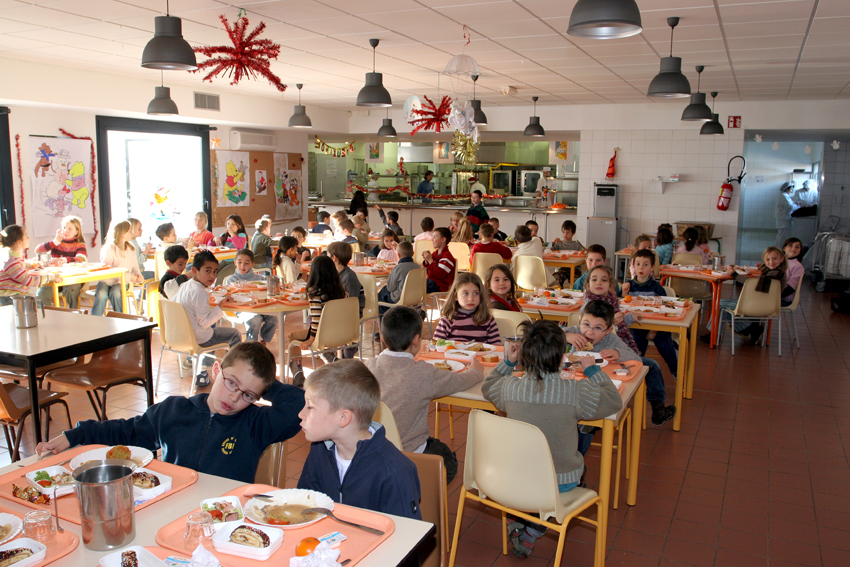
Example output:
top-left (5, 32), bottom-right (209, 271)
top-left (552, 522), bottom-right (569, 567)
top-left (447, 490), bottom-right (467, 567)
top-left (448, 405), bottom-right (455, 440)
top-left (155, 346), bottom-right (166, 395)
top-left (13, 413), bottom-right (29, 462)
top-left (792, 312), bottom-right (800, 348)
top-left (625, 411), bottom-right (632, 481)
top-left (501, 511), bottom-right (508, 556)
top-left (434, 402), bottom-right (441, 438)
top-left (730, 314), bottom-right (735, 356)
top-left (613, 418), bottom-right (625, 510)
top-left (86, 391), bottom-right (105, 422)
top-left (56, 400), bottom-right (71, 436)
top-left (594, 500), bottom-right (605, 567)
top-left (777, 313), bottom-right (782, 357)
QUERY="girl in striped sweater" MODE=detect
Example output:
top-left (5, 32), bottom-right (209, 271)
top-left (0, 225), bottom-right (62, 305)
top-left (433, 272), bottom-right (501, 345)
top-left (35, 215), bottom-right (87, 308)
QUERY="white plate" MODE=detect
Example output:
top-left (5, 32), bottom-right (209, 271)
top-left (0, 513), bottom-right (23, 545)
top-left (132, 468), bottom-right (172, 501)
top-left (70, 446), bottom-right (154, 470)
top-left (25, 466), bottom-right (75, 497)
top-left (228, 293), bottom-right (254, 304)
top-left (711, 270), bottom-right (727, 276)
top-left (0, 538), bottom-right (46, 567)
top-left (455, 342), bottom-right (498, 354)
top-left (444, 350), bottom-right (477, 363)
top-left (212, 524), bottom-right (283, 561)
top-left (99, 546), bottom-right (167, 567)
top-left (200, 495), bottom-right (245, 529)
top-left (243, 489), bottom-right (334, 529)
top-left (568, 351), bottom-right (608, 367)
top-left (561, 290), bottom-right (584, 299)
top-left (424, 359), bottom-right (465, 372)
top-left (626, 306), bottom-right (662, 314)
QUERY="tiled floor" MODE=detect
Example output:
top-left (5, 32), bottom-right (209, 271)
top-left (3, 279), bottom-right (849, 566)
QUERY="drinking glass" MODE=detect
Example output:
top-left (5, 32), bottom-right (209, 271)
top-left (23, 510), bottom-right (56, 549)
top-left (534, 287), bottom-right (545, 297)
top-left (184, 511), bottom-right (214, 550)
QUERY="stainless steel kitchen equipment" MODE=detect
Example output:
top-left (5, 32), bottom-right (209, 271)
top-left (11, 295), bottom-right (42, 329)
top-left (74, 460), bottom-right (137, 550)
top-left (594, 183), bottom-right (618, 217)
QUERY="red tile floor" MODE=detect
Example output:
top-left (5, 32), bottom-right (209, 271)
top-left (4, 280), bottom-right (850, 566)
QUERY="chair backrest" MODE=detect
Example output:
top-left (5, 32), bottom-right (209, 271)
top-left (663, 286), bottom-right (676, 297)
top-left (784, 280), bottom-right (803, 311)
top-left (313, 297), bottom-right (360, 351)
top-left (350, 242), bottom-right (361, 254)
top-left (254, 441), bottom-right (288, 487)
top-left (413, 240), bottom-right (432, 266)
top-left (215, 262), bottom-right (237, 286)
top-left (567, 311), bottom-right (582, 327)
top-left (448, 242), bottom-right (470, 272)
top-left (43, 305), bottom-right (87, 315)
top-left (356, 273), bottom-right (379, 321)
top-left (735, 278), bottom-right (782, 317)
top-left (514, 255), bottom-right (547, 291)
top-left (670, 277), bottom-right (711, 299)
top-left (492, 310), bottom-right (532, 339)
top-left (471, 252), bottom-right (503, 282)
top-left (78, 311), bottom-right (152, 367)
top-left (158, 299), bottom-right (204, 353)
top-left (154, 249), bottom-right (167, 280)
top-left (0, 384), bottom-right (26, 421)
top-left (405, 451), bottom-right (448, 567)
top-left (652, 250), bottom-right (661, 279)
top-left (373, 402), bottom-right (403, 450)
top-left (466, 410), bottom-right (559, 517)
top-left (397, 268), bottom-right (427, 308)
top-left (672, 252), bottom-right (703, 266)
top-left (144, 281), bottom-right (160, 325)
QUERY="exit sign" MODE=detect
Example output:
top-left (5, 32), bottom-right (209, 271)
top-left (728, 116), bottom-right (742, 128)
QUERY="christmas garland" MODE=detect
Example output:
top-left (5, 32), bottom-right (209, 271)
top-left (59, 129), bottom-right (99, 247)
top-left (14, 134), bottom-right (25, 227)
top-left (314, 136), bottom-right (355, 157)
top-left (351, 184), bottom-right (504, 201)
top-left (409, 95), bottom-right (452, 136)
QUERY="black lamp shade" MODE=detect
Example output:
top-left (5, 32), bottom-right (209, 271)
top-left (357, 72), bottom-right (392, 107)
top-left (647, 57), bottom-right (691, 98)
top-left (471, 99), bottom-right (488, 126)
top-left (681, 92), bottom-right (713, 121)
top-left (377, 118), bottom-right (397, 137)
top-left (568, 0), bottom-right (642, 39)
top-left (141, 16), bottom-right (197, 71)
top-left (288, 105), bottom-right (312, 128)
top-left (524, 116), bottom-right (545, 137)
top-left (700, 114), bottom-right (725, 135)
top-left (147, 86), bottom-right (178, 115)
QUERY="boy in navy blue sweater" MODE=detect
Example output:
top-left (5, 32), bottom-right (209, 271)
top-left (36, 343), bottom-right (305, 483)
top-left (297, 360), bottom-right (422, 520)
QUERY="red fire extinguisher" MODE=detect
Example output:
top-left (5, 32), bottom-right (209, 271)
top-left (717, 156), bottom-right (746, 211)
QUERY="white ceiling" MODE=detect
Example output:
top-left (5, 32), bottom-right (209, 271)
top-left (1, 0), bottom-right (849, 110)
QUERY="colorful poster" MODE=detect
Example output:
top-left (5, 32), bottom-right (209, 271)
top-left (434, 141), bottom-right (453, 164)
top-left (215, 150), bottom-right (250, 206)
top-left (274, 153), bottom-right (301, 221)
top-left (29, 136), bottom-right (96, 238)
top-left (255, 169), bottom-right (267, 195)
top-left (365, 142), bottom-right (382, 163)
top-left (550, 141), bottom-right (573, 162)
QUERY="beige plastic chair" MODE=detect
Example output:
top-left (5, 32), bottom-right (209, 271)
top-left (357, 273), bottom-right (381, 353)
top-left (377, 268), bottom-right (427, 317)
top-left (254, 441), bottom-right (288, 487)
top-left (448, 411), bottom-right (604, 567)
top-left (492, 310), bottom-right (532, 339)
top-left (373, 402), bottom-right (403, 450)
top-left (668, 253), bottom-right (712, 315)
top-left (471, 252), bottom-right (504, 281)
top-left (215, 262), bottom-right (237, 286)
top-left (718, 278), bottom-right (782, 356)
top-left (514, 255), bottom-right (547, 291)
top-left (0, 382), bottom-right (71, 462)
top-left (652, 250), bottom-right (661, 279)
top-left (414, 240), bottom-right (432, 266)
top-left (671, 252), bottom-right (703, 266)
top-left (447, 242), bottom-right (471, 272)
top-left (287, 297), bottom-right (361, 380)
top-left (144, 280), bottom-right (161, 324)
top-left (156, 299), bottom-right (232, 396)
top-left (782, 281), bottom-right (803, 349)
top-left (154, 249), bottom-right (167, 280)
top-left (405, 451), bottom-right (449, 567)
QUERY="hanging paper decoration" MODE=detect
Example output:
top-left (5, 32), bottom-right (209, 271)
top-left (14, 135), bottom-right (25, 228)
top-left (448, 100), bottom-right (478, 142)
top-left (606, 147), bottom-right (618, 179)
top-left (409, 95), bottom-right (452, 136)
top-left (193, 13), bottom-right (287, 93)
top-left (451, 131), bottom-right (479, 165)
top-left (57, 129), bottom-right (99, 247)
top-left (398, 157), bottom-right (406, 176)
top-left (314, 136), bottom-right (355, 157)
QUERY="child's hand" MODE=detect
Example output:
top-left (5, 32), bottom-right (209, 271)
top-left (422, 250), bottom-right (433, 264)
top-left (53, 274), bottom-right (63, 284)
top-left (374, 204), bottom-right (382, 210)
top-left (633, 313), bottom-right (644, 323)
top-left (621, 282), bottom-right (631, 296)
top-left (727, 266), bottom-right (736, 275)
top-left (213, 237), bottom-right (222, 246)
top-left (600, 349), bottom-right (620, 362)
top-left (35, 433), bottom-right (70, 457)
top-left (613, 312), bottom-right (625, 326)
top-left (391, 241), bottom-right (398, 250)
top-left (469, 357), bottom-right (484, 373)
top-left (565, 332), bottom-right (589, 350)
top-left (301, 251), bottom-right (310, 262)
top-left (576, 355), bottom-right (597, 371)
top-left (53, 229), bottom-right (63, 246)
top-left (504, 340), bottom-right (521, 364)
top-left (553, 238), bottom-right (562, 243)
top-left (132, 273), bottom-right (144, 284)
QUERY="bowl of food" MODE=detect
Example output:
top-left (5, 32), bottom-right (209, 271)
top-left (25, 466), bottom-right (75, 497)
top-left (433, 339), bottom-right (454, 353)
top-left (131, 468), bottom-right (171, 500)
top-left (424, 359), bottom-right (465, 372)
top-left (243, 488), bottom-right (333, 529)
top-left (445, 349), bottom-right (477, 363)
top-left (212, 523), bottom-right (283, 560)
top-left (201, 496), bottom-right (244, 528)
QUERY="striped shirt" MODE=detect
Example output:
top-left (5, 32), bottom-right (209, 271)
top-left (306, 292), bottom-right (345, 339)
top-left (433, 310), bottom-right (501, 345)
top-left (35, 238), bottom-right (87, 262)
top-left (0, 252), bottom-right (47, 295)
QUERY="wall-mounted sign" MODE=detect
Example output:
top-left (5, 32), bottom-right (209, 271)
top-left (727, 116), bottom-right (742, 128)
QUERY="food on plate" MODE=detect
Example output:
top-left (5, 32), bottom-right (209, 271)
top-left (548, 299), bottom-right (559, 305)
top-left (229, 525), bottom-right (271, 548)
top-left (444, 346), bottom-right (456, 352)
top-left (106, 445), bottom-right (132, 460)
top-left (623, 295), bottom-right (633, 303)
top-left (121, 550), bottom-right (139, 567)
top-left (33, 470), bottom-right (73, 488)
top-left (131, 471), bottom-right (160, 490)
top-left (255, 504), bottom-right (320, 526)
top-left (481, 355), bottom-right (500, 363)
top-left (202, 500), bottom-right (242, 523)
top-left (465, 343), bottom-right (489, 352)
top-left (0, 548), bottom-right (34, 567)
top-left (665, 312), bottom-right (679, 317)
top-left (296, 537), bottom-right (321, 557)
top-left (12, 484), bottom-right (49, 504)
top-left (432, 361), bottom-right (453, 371)
top-left (0, 525), bottom-right (9, 541)
top-left (683, 298), bottom-right (693, 307)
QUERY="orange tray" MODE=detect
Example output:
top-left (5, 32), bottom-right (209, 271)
top-left (521, 301), bottom-right (581, 313)
top-left (155, 484), bottom-right (395, 567)
top-left (624, 308), bottom-right (687, 322)
top-left (0, 502), bottom-right (79, 565)
top-left (543, 253), bottom-right (584, 260)
top-left (0, 445), bottom-right (199, 525)
top-left (573, 360), bottom-right (642, 382)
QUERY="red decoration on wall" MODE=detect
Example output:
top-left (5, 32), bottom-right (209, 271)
top-left (193, 15), bottom-right (287, 93)
top-left (408, 95), bottom-right (452, 136)
top-left (58, 129), bottom-right (98, 247)
top-left (14, 135), bottom-right (25, 228)
top-left (606, 148), bottom-right (618, 179)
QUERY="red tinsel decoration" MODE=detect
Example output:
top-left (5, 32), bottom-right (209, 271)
top-left (14, 134), bottom-right (25, 228)
top-left (58, 129), bottom-right (98, 247)
top-left (193, 15), bottom-right (287, 93)
top-left (408, 95), bottom-right (452, 136)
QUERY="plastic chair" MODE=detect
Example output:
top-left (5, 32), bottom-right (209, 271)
top-left (154, 249), bottom-right (167, 280)
top-left (254, 440), bottom-right (289, 487)
top-left (144, 281), bottom-right (161, 325)
top-left (448, 411), bottom-right (604, 567)
top-left (373, 402), bottom-right (403, 450)
top-left (414, 240), bottom-right (432, 266)
top-left (671, 252), bottom-right (703, 266)
top-left (156, 299), bottom-right (232, 396)
top-left (0, 382), bottom-right (71, 462)
top-left (375, 267), bottom-right (428, 336)
top-left (447, 242), bottom-right (471, 272)
top-left (514, 255), bottom-right (547, 291)
top-left (492, 310), bottom-right (531, 339)
top-left (215, 262), bottom-right (237, 286)
top-left (782, 281), bottom-right (803, 349)
top-left (668, 253), bottom-right (712, 317)
top-left (286, 297), bottom-right (361, 379)
top-left (718, 278), bottom-right (782, 356)
top-left (357, 273), bottom-right (381, 354)
top-left (471, 252), bottom-right (504, 282)
top-left (405, 451), bottom-right (449, 567)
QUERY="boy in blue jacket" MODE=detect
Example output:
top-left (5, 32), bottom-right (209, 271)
top-left (297, 359), bottom-right (422, 520)
top-left (36, 342), bottom-right (305, 484)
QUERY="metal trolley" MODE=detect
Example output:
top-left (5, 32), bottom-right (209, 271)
top-left (809, 229), bottom-right (850, 292)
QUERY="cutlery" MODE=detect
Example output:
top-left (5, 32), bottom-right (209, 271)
top-left (341, 560), bottom-right (351, 566)
top-left (302, 508), bottom-right (385, 536)
top-left (244, 493), bottom-right (273, 500)
top-left (53, 490), bottom-right (64, 533)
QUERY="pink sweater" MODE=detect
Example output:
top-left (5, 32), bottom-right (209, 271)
top-left (433, 309), bottom-right (501, 345)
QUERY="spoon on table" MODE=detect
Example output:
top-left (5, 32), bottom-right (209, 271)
top-left (302, 508), bottom-right (385, 536)
top-left (52, 490), bottom-right (64, 533)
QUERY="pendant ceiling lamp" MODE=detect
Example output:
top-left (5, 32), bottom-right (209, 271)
top-left (470, 74), bottom-right (488, 126)
top-left (681, 65), bottom-right (712, 121)
top-left (147, 72), bottom-right (178, 115)
top-left (700, 92), bottom-right (724, 135)
top-left (647, 17), bottom-right (690, 98)
top-left (377, 108), bottom-right (397, 137)
top-left (288, 84), bottom-right (312, 128)
top-left (356, 38), bottom-right (392, 107)
top-left (141, 1), bottom-right (197, 71)
top-left (523, 97), bottom-right (545, 137)
top-left (567, 0), bottom-right (642, 39)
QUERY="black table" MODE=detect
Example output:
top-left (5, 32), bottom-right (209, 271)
top-left (0, 307), bottom-right (156, 443)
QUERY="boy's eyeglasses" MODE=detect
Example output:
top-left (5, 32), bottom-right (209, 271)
top-left (222, 377), bottom-right (260, 403)
top-left (580, 321), bottom-right (608, 333)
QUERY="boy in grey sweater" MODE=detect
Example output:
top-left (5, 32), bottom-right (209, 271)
top-left (327, 241), bottom-right (364, 360)
top-left (377, 241), bottom-right (419, 313)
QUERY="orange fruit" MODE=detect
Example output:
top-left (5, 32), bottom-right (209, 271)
top-left (623, 295), bottom-right (633, 303)
top-left (517, 297), bottom-right (526, 304)
top-left (296, 537), bottom-right (321, 557)
top-left (543, 291), bottom-right (551, 297)
top-left (445, 345), bottom-right (457, 351)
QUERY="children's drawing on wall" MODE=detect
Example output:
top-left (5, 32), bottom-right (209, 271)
top-left (150, 186), bottom-right (178, 221)
top-left (29, 136), bottom-right (95, 238)
top-left (215, 150), bottom-right (250, 206)
top-left (273, 153), bottom-right (301, 221)
top-left (255, 169), bottom-right (267, 196)
top-left (365, 142), bottom-right (382, 163)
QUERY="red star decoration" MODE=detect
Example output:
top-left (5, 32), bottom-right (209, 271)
top-left (193, 14), bottom-right (287, 93)
top-left (408, 95), bottom-right (452, 136)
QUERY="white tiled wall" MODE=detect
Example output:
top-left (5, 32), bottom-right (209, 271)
top-left (577, 129), bottom-right (745, 263)
top-left (821, 143), bottom-right (850, 234)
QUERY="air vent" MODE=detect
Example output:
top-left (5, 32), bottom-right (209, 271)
top-left (194, 92), bottom-right (220, 111)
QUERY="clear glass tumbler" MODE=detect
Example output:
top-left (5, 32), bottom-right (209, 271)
top-left (184, 511), bottom-right (214, 550)
top-left (23, 510), bottom-right (56, 549)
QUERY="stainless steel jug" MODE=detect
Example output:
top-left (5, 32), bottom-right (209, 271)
top-left (73, 460), bottom-right (137, 550)
top-left (11, 296), bottom-right (42, 329)
top-left (266, 275), bottom-right (283, 298)
top-left (713, 256), bottom-right (725, 271)
top-left (353, 252), bottom-right (366, 267)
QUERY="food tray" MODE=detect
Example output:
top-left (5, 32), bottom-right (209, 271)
top-left (0, 503), bottom-right (79, 567)
top-left (155, 484), bottom-right (394, 567)
top-left (0, 445), bottom-right (198, 525)
top-left (574, 360), bottom-right (642, 381)
top-left (520, 299), bottom-right (581, 313)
